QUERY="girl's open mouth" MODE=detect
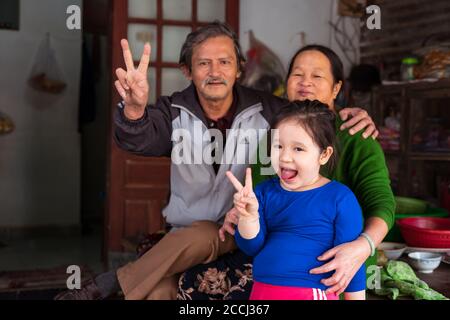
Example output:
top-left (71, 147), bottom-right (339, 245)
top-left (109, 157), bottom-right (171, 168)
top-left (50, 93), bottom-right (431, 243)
top-left (280, 168), bottom-right (298, 181)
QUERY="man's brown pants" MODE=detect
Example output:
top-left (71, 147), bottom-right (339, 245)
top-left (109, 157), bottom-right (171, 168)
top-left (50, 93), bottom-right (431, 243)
top-left (116, 220), bottom-right (236, 300)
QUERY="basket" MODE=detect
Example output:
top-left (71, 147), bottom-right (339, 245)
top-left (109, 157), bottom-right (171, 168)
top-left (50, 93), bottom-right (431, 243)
top-left (395, 196), bottom-right (429, 214)
top-left (397, 217), bottom-right (450, 248)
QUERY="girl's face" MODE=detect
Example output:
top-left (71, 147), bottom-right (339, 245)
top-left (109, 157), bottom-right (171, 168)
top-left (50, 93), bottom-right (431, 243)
top-left (286, 50), bottom-right (342, 110)
top-left (271, 119), bottom-right (332, 192)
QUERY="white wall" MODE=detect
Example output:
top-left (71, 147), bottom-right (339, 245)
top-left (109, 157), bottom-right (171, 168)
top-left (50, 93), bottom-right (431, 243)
top-left (240, 0), bottom-right (360, 77)
top-left (0, 0), bottom-right (82, 227)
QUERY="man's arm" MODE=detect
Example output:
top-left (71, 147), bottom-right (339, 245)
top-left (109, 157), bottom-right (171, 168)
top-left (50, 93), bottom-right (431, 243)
top-left (339, 107), bottom-right (379, 139)
top-left (114, 99), bottom-right (174, 157)
top-left (113, 39), bottom-right (173, 157)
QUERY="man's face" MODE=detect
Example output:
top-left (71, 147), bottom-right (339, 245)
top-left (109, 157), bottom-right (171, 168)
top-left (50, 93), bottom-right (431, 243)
top-left (188, 35), bottom-right (240, 103)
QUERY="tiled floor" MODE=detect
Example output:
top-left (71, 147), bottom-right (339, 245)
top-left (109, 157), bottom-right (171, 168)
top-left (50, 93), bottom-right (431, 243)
top-left (0, 232), bottom-right (104, 274)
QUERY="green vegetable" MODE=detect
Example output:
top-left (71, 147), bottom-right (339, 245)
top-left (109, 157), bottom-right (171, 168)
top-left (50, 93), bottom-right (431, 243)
top-left (373, 287), bottom-right (400, 300)
top-left (371, 261), bottom-right (449, 300)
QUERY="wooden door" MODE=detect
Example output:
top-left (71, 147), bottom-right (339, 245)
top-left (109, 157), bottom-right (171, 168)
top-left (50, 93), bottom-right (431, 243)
top-left (106, 0), bottom-right (239, 265)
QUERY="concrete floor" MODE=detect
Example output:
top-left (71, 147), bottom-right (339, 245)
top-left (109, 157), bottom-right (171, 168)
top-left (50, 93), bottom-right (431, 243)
top-left (0, 232), bottom-right (104, 274)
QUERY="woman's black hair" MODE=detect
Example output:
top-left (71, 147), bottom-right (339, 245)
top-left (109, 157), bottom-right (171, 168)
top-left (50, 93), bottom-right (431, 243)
top-left (287, 44), bottom-right (344, 93)
top-left (271, 99), bottom-right (338, 172)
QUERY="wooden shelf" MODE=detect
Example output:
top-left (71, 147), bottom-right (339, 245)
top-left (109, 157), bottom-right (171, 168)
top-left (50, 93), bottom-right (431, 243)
top-left (408, 152), bottom-right (450, 161)
top-left (383, 149), bottom-right (401, 156)
top-left (373, 80), bottom-right (450, 198)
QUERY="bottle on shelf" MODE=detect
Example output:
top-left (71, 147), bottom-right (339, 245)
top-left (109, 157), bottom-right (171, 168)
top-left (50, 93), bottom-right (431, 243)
top-left (400, 57), bottom-right (419, 81)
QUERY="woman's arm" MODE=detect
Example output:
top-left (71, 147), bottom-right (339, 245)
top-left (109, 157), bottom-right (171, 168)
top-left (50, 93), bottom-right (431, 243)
top-left (324, 191), bottom-right (367, 295)
top-left (362, 216), bottom-right (389, 250)
top-left (311, 133), bottom-right (395, 295)
top-left (344, 290), bottom-right (366, 300)
top-left (314, 217), bottom-right (388, 295)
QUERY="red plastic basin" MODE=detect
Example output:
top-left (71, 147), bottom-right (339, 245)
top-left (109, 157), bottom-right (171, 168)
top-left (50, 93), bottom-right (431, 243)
top-left (396, 217), bottom-right (450, 248)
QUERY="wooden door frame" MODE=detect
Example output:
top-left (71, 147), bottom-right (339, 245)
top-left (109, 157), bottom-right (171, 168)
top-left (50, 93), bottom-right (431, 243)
top-left (104, 0), bottom-right (127, 262)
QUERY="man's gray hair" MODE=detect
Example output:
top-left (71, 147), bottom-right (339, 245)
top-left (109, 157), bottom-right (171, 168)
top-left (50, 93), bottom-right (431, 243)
top-left (179, 21), bottom-right (246, 72)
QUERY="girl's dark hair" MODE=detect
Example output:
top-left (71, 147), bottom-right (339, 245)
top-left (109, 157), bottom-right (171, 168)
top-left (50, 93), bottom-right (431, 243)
top-left (287, 44), bottom-right (344, 95)
top-left (179, 21), bottom-right (246, 72)
top-left (271, 99), bottom-right (338, 172)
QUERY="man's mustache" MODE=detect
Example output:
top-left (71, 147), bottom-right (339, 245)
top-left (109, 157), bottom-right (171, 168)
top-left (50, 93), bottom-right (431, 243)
top-left (203, 77), bottom-right (228, 86)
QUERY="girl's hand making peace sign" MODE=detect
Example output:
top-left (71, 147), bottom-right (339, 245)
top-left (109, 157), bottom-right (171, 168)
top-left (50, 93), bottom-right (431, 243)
top-left (226, 168), bottom-right (259, 221)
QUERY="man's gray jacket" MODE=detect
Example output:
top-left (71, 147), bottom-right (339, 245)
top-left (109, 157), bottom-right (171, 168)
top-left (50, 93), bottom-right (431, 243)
top-left (114, 83), bottom-right (286, 228)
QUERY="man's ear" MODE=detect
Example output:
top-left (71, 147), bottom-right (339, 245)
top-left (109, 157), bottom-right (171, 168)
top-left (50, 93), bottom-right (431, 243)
top-left (319, 146), bottom-right (333, 165)
top-left (236, 61), bottom-right (245, 79)
top-left (180, 65), bottom-right (191, 80)
top-left (332, 81), bottom-right (343, 100)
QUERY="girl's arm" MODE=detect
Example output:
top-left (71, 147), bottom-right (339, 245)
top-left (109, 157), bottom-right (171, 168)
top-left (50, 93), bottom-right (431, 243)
top-left (235, 214), bottom-right (267, 257)
top-left (235, 185), bottom-right (268, 256)
top-left (237, 216), bottom-right (260, 239)
top-left (227, 169), bottom-right (267, 256)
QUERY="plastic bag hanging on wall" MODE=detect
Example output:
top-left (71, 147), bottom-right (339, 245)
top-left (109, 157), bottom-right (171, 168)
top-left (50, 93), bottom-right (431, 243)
top-left (240, 30), bottom-right (286, 97)
top-left (28, 33), bottom-right (67, 94)
top-left (0, 110), bottom-right (14, 135)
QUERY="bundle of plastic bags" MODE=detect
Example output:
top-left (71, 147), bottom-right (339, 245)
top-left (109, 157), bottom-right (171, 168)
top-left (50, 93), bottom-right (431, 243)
top-left (240, 30), bottom-right (286, 97)
top-left (0, 111), bottom-right (14, 135)
top-left (28, 33), bottom-right (67, 94)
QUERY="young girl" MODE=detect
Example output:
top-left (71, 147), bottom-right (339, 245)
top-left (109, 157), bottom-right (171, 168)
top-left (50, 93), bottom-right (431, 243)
top-left (226, 99), bottom-right (366, 300)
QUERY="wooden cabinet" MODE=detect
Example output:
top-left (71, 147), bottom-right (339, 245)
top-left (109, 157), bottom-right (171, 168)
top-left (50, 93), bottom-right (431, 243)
top-left (372, 79), bottom-right (450, 206)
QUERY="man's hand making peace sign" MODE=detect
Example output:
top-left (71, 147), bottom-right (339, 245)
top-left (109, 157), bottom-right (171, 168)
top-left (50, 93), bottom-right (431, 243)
top-left (115, 39), bottom-right (151, 120)
top-left (226, 168), bottom-right (260, 239)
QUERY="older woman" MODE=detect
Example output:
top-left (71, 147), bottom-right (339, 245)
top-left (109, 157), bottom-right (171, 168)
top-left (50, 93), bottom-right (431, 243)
top-left (262, 44), bottom-right (394, 294)
top-left (177, 44), bottom-right (394, 300)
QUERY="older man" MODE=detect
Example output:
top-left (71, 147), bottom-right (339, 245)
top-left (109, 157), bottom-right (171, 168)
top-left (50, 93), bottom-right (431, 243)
top-left (55, 22), bottom-right (376, 300)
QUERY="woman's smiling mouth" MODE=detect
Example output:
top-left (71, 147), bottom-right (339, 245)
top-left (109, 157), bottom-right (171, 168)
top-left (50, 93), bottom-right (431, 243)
top-left (298, 90), bottom-right (314, 97)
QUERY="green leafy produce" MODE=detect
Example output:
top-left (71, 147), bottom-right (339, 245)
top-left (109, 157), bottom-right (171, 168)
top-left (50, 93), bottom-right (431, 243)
top-left (371, 261), bottom-right (448, 300)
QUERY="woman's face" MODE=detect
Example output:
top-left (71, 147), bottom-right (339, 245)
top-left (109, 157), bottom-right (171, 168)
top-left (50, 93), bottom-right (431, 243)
top-left (286, 50), bottom-right (342, 110)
